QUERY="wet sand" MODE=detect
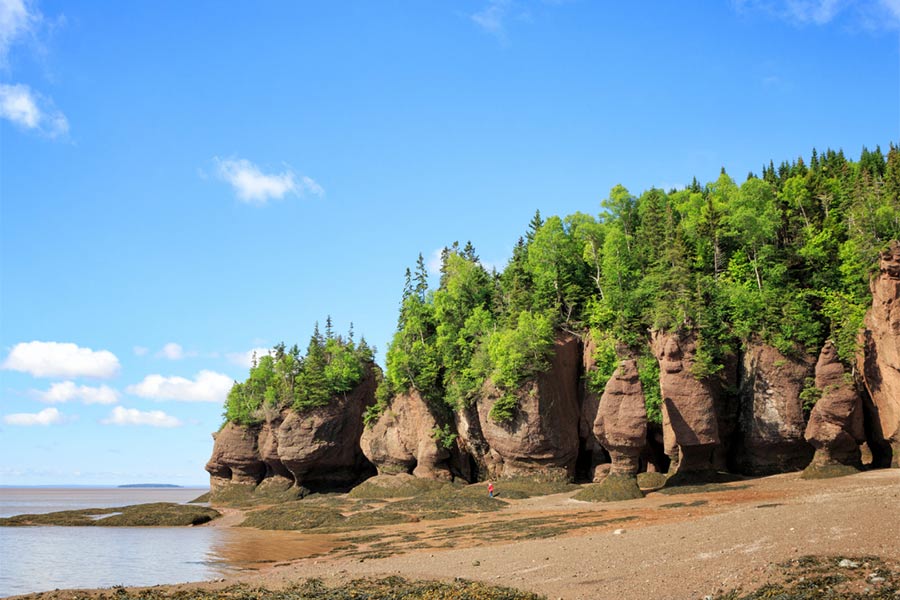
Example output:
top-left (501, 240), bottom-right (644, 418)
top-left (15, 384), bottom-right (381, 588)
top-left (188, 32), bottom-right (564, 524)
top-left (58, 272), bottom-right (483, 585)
top-left (13, 469), bottom-right (900, 600)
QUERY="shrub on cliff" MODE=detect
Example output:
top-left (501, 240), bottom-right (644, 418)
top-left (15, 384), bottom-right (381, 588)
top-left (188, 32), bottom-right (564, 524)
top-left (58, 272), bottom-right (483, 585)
top-left (224, 320), bottom-right (374, 425)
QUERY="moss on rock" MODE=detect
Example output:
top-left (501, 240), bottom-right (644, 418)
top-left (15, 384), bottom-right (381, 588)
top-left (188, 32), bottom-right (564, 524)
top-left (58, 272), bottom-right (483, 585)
top-left (573, 474), bottom-right (643, 502)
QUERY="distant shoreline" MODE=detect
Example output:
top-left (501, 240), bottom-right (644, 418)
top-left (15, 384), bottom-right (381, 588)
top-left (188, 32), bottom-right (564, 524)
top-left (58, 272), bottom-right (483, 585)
top-left (118, 484), bottom-right (182, 488)
top-left (0, 485), bottom-right (210, 489)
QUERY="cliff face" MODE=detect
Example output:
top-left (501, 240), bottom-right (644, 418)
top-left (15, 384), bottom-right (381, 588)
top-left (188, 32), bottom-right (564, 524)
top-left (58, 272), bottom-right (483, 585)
top-left (205, 367), bottom-right (377, 496)
top-left (465, 335), bottom-right (582, 480)
top-left (651, 330), bottom-right (721, 478)
top-left (859, 240), bottom-right (900, 467)
top-left (733, 342), bottom-right (815, 474)
top-left (207, 244), bottom-right (900, 492)
top-left (359, 389), bottom-right (456, 480)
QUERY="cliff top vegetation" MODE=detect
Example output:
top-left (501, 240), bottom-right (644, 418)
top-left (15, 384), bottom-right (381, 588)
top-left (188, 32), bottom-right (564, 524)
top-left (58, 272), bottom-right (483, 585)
top-left (224, 319), bottom-right (375, 425)
top-left (377, 144), bottom-right (900, 424)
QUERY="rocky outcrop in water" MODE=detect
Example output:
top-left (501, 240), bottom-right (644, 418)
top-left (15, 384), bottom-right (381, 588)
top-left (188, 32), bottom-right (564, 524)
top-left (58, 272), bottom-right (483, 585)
top-left (359, 390), bottom-right (455, 480)
top-left (205, 368), bottom-right (377, 496)
top-left (803, 341), bottom-right (865, 477)
top-left (859, 240), bottom-right (900, 467)
top-left (734, 342), bottom-right (815, 474)
top-left (651, 330), bottom-right (721, 481)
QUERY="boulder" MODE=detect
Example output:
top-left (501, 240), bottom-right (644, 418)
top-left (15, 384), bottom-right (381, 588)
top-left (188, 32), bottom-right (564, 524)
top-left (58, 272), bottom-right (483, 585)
top-left (734, 342), bottom-right (815, 474)
top-left (803, 341), bottom-right (865, 477)
top-left (359, 389), bottom-right (454, 480)
top-left (651, 330), bottom-right (720, 480)
top-left (475, 335), bottom-right (582, 480)
top-left (205, 368), bottom-right (377, 495)
top-left (858, 240), bottom-right (900, 467)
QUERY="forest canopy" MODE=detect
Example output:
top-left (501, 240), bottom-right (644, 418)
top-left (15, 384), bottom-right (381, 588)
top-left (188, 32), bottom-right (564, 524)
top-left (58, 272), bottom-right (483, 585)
top-left (376, 145), bottom-right (900, 424)
top-left (223, 319), bottom-right (374, 426)
top-left (221, 145), bottom-right (899, 427)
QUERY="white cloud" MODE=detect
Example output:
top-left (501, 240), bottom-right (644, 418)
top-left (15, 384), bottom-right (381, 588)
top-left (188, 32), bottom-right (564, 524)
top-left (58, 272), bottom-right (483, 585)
top-left (733, 0), bottom-right (900, 28)
top-left (101, 406), bottom-right (182, 428)
top-left (0, 83), bottom-right (68, 137)
top-left (126, 370), bottom-right (234, 403)
top-left (214, 157), bottom-right (324, 204)
top-left (226, 347), bottom-right (272, 369)
top-left (4, 407), bottom-right (65, 426)
top-left (2, 341), bottom-right (120, 378)
top-left (0, 0), bottom-right (38, 65)
top-left (133, 346), bottom-right (149, 356)
top-left (37, 381), bottom-right (119, 405)
top-left (786, 0), bottom-right (842, 24)
top-left (426, 247), bottom-right (444, 276)
top-left (472, 0), bottom-right (512, 39)
top-left (157, 342), bottom-right (191, 360)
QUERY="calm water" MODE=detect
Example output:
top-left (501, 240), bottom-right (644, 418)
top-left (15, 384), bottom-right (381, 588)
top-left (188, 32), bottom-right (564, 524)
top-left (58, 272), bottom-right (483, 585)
top-left (0, 488), bottom-right (334, 598)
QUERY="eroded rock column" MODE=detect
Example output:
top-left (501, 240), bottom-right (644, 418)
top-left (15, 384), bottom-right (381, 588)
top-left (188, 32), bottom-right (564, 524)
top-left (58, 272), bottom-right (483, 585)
top-left (859, 240), bottom-right (900, 467)
top-left (803, 341), bottom-right (865, 478)
top-left (592, 358), bottom-right (646, 500)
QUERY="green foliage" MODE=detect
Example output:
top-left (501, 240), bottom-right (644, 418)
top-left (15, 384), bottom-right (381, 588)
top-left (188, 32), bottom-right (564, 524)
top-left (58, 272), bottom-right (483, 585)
top-left (488, 392), bottom-right (520, 424)
top-left (798, 377), bottom-right (821, 414)
top-left (585, 328), bottom-right (618, 394)
top-left (486, 310), bottom-right (555, 391)
top-left (637, 354), bottom-right (662, 424)
top-left (378, 146), bottom-right (896, 425)
top-left (223, 321), bottom-right (372, 425)
top-left (431, 423), bottom-right (458, 450)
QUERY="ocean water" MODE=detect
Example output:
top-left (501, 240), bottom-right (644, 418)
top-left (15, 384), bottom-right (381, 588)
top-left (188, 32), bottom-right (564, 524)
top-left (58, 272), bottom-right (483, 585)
top-left (0, 488), bottom-right (333, 597)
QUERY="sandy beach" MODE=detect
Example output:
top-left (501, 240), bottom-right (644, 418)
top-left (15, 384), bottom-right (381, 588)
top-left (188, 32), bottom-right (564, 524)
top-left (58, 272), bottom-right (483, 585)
top-left (14, 468), bottom-right (900, 600)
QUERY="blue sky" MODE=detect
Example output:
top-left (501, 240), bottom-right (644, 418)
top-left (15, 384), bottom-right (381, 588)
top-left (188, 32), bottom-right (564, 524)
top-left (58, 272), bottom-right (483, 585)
top-left (1, 0), bottom-right (898, 486)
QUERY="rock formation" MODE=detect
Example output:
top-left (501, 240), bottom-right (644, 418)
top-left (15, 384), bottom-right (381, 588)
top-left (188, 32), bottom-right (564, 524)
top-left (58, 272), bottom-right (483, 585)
top-left (858, 240), bottom-right (900, 467)
top-left (651, 330), bottom-right (721, 481)
top-left (803, 341), bottom-right (865, 477)
top-left (591, 358), bottom-right (646, 500)
top-left (359, 390), bottom-right (455, 480)
top-left (205, 368), bottom-right (377, 496)
top-left (468, 335), bottom-right (582, 480)
top-left (206, 422), bottom-right (266, 488)
top-left (734, 342), bottom-right (815, 474)
top-left (579, 334), bottom-right (609, 480)
top-left (594, 358), bottom-right (646, 476)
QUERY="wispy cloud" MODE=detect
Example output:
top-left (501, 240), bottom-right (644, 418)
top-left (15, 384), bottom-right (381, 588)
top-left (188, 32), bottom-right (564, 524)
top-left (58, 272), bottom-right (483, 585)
top-left (155, 342), bottom-right (197, 360)
top-left (214, 157), bottom-right (324, 204)
top-left (4, 407), bottom-right (66, 426)
top-left (0, 82), bottom-right (68, 137)
top-left (472, 0), bottom-right (513, 40)
top-left (733, 0), bottom-right (900, 28)
top-left (226, 347), bottom-right (272, 369)
top-left (133, 346), bottom-right (149, 357)
top-left (101, 406), bottom-right (182, 428)
top-left (126, 370), bottom-right (234, 403)
top-left (36, 381), bottom-right (119, 405)
top-left (426, 248), bottom-right (444, 276)
top-left (2, 341), bottom-right (120, 379)
top-left (0, 0), bottom-right (39, 65)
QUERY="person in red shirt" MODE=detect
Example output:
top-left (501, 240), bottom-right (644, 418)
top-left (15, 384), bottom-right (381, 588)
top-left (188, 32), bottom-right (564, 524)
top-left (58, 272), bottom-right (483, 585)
top-left (487, 482), bottom-right (494, 498)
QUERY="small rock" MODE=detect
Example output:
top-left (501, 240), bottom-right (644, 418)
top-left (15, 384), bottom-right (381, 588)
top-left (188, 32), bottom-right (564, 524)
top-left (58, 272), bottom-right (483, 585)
top-left (613, 528), bottom-right (625, 535)
top-left (472, 560), bottom-right (480, 567)
top-left (870, 576), bottom-right (886, 584)
top-left (838, 559), bottom-right (860, 568)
